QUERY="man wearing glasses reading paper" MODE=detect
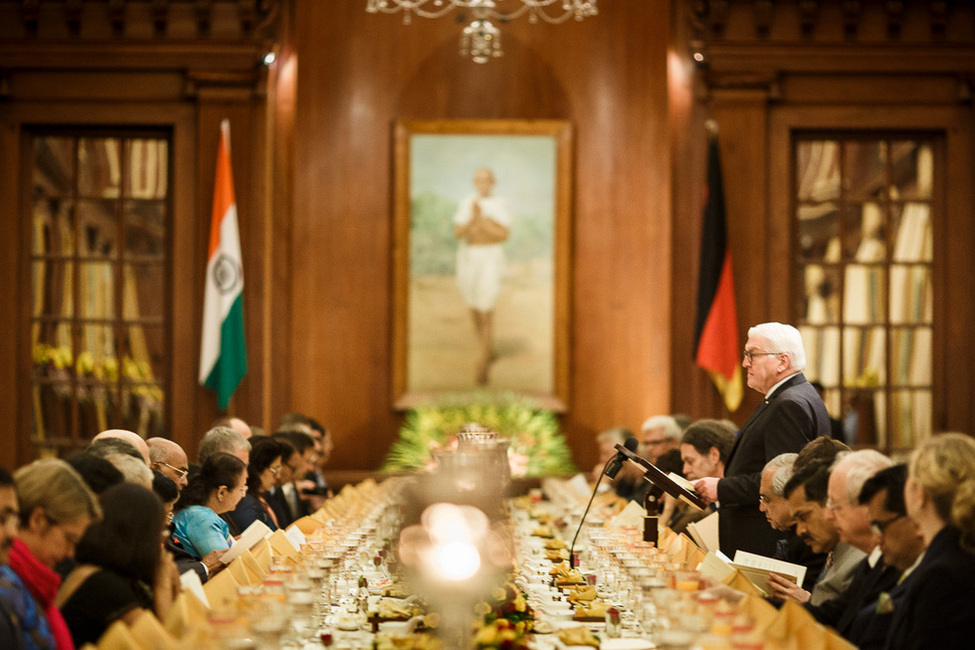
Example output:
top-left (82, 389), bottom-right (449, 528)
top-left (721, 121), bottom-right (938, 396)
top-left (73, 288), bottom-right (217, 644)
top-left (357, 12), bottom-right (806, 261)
top-left (694, 322), bottom-right (832, 557)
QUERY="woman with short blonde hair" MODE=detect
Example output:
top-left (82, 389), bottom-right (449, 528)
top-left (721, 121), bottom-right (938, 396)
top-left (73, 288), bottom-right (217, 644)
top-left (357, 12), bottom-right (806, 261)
top-left (884, 433), bottom-right (975, 649)
top-left (0, 459), bottom-right (100, 650)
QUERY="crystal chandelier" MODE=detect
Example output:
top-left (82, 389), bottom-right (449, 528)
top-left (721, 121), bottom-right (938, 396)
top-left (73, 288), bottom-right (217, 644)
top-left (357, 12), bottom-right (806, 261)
top-left (365, 1), bottom-right (598, 64)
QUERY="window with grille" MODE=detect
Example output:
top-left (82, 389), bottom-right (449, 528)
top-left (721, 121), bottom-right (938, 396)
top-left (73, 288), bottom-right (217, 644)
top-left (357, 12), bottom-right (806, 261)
top-left (30, 129), bottom-right (171, 454)
top-left (794, 135), bottom-right (935, 452)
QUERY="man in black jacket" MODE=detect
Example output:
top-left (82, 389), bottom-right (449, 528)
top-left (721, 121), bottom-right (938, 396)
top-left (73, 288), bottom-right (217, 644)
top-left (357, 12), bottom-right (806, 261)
top-left (694, 322), bottom-right (831, 557)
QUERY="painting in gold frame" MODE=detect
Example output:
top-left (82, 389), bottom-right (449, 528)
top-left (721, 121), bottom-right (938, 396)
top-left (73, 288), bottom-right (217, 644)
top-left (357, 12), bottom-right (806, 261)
top-left (391, 119), bottom-right (572, 411)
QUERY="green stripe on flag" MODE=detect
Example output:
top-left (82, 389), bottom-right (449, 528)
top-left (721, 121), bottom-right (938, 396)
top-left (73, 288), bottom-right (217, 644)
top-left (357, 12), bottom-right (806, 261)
top-left (202, 294), bottom-right (247, 409)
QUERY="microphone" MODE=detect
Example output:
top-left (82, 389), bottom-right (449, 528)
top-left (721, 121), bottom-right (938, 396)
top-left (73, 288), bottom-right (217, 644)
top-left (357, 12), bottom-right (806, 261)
top-left (569, 436), bottom-right (639, 568)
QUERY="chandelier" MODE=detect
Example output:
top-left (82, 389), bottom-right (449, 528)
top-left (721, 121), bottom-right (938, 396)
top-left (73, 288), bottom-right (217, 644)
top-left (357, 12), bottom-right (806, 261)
top-left (365, 1), bottom-right (598, 63)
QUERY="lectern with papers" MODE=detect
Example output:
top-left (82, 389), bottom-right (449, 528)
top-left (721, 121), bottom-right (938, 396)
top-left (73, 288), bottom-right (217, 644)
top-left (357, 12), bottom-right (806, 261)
top-left (613, 442), bottom-right (708, 545)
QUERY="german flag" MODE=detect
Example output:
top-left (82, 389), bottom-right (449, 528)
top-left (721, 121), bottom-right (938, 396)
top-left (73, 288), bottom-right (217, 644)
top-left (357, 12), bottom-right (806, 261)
top-left (693, 127), bottom-right (743, 412)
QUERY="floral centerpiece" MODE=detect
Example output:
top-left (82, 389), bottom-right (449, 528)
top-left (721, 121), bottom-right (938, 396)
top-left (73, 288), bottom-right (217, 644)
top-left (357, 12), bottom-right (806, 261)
top-left (472, 581), bottom-right (534, 649)
top-left (382, 392), bottom-right (576, 477)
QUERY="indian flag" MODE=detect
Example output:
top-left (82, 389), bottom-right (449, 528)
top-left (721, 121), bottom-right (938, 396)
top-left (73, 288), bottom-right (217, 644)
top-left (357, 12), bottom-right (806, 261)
top-left (199, 119), bottom-right (247, 409)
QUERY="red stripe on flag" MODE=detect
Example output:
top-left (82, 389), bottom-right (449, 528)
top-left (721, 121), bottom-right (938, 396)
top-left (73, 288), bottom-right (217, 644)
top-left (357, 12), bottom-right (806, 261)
top-left (695, 252), bottom-right (739, 380)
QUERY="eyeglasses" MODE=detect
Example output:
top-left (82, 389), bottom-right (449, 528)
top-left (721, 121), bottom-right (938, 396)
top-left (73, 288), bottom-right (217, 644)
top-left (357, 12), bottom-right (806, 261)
top-left (268, 465), bottom-right (282, 476)
top-left (158, 462), bottom-right (189, 480)
top-left (0, 507), bottom-right (19, 529)
top-left (742, 350), bottom-right (782, 362)
top-left (825, 497), bottom-right (846, 512)
top-left (870, 514), bottom-right (905, 536)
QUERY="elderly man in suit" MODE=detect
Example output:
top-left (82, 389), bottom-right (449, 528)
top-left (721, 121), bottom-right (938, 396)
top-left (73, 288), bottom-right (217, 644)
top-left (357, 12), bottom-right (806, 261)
top-left (694, 322), bottom-right (831, 557)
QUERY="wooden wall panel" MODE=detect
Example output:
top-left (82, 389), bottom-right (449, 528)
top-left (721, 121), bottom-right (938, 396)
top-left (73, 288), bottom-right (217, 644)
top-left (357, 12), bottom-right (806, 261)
top-left (290, 0), bottom-right (674, 471)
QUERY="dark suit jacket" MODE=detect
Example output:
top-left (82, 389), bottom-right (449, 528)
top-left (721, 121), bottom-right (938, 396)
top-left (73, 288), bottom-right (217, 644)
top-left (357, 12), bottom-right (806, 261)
top-left (848, 564), bottom-right (914, 649)
top-left (774, 529), bottom-right (829, 590)
top-left (806, 552), bottom-right (899, 634)
top-left (717, 372), bottom-right (831, 557)
top-left (266, 486), bottom-right (295, 528)
top-left (883, 526), bottom-right (975, 650)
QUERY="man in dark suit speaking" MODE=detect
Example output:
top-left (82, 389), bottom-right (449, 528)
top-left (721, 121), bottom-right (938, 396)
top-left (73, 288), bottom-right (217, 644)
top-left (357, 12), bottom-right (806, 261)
top-left (694, 322), bottom-right (831, 557)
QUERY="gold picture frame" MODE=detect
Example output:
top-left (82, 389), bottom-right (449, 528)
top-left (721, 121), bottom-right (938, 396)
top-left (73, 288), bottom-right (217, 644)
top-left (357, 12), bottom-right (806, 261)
top-left (391, 119), bottom-right (573, 411)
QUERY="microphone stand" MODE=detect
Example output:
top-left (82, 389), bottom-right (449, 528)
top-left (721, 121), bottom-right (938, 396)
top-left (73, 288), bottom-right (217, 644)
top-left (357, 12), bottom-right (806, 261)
top-left (568, 455), bottom-right (619, 569)
top-left (642, 481), bottom-right (665, 546)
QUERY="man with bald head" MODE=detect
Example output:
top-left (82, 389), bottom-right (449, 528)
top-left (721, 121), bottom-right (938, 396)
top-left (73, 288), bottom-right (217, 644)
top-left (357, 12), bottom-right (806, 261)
top-left (148, 438), bottom-right (190, 491)
top-left (213, 415), bottom-right (253, 440)
top-left (92, 429), bottom-right (150, 465)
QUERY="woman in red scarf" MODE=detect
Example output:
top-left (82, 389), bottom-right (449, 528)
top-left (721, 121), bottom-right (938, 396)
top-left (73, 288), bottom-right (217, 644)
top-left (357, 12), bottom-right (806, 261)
top-left (3, 459), bottom-right (100, 650)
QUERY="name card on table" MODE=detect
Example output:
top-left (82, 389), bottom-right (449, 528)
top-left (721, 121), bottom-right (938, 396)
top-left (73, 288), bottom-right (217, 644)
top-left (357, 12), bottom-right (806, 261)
top-left (221, 519), bottom-right (272, 564)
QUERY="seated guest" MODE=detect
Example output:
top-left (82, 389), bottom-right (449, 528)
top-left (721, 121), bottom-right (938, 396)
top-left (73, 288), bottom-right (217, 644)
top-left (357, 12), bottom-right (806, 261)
top-left (265, 437), bottom-right (300, 528)
top-left (883, 432), bottom-right (975, 649)
top-left (90, 430), bottom-right (150, 466)
top-left (64, 454), bottom-right (124, 495)
top-left (147, 438), bottom-right (190, 493)
top-left (171, 454), bottom-right (247, 559)
top-left (198, 427), bottom-right (251, 467)
top-left (278, 430), bottom-right (320, 517)
top-left (662, 420), bottom-right (734, 534)
top-left (846, 464), bottom-right (926, 649)
top-left (104, 454), bottom-right (152, 489)
top-left (1, 460), bottom-right (101, 650)
top-left (640, 415), bottom-right (683, 465)
top-left (305, 416), bottom-right (334, 504)
top-left (795, 450), bottom-right (898, 635)
top-left (591, 427), bottom-right (631, 486)
top-left (779, 458), bottom-right (865, 606)
top-left (156, 469), bottom-right (223, 583)
top-left (151, 472), bottom-right (179, 525)
top-left (230, 437), bottom-right (285, 532)
top-left (212, 415), bottom-right (254, 441)
top-left (760, 453), bottom-right (828, 589)
top-left (85, 438), bottom-right (143, 464)
top-left (679, 419), bottom-right (735, 482)
top-left (0, 467), bottom-right (25, 649)
top-left (56, 484), bottom-right (179, 647)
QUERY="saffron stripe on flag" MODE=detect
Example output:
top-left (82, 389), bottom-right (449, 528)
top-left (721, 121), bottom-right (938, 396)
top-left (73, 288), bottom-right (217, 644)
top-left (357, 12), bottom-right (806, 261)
top-left (199, 119), bottom-right (247, 409)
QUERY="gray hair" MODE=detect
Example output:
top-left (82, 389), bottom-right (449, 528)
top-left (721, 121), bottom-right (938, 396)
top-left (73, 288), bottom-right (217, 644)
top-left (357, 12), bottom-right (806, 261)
top-left (105, 453), bottom-right (153, 488)
top-left (640, 415), bottom-right (682, 441)
top-left (765, 453), bottom-right (798, 497)
top-left (833, 449), bottom-right (893, 504)
top-left (596, 427), bottom-right (632, 446)
top-left (198, 426), bottom-right (251, 464)
top-left (747, 322), bottom-right (806, 371)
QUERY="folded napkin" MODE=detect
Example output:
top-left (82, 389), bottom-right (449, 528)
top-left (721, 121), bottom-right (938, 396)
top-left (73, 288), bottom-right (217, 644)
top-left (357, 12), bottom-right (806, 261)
top-left (164, 591), bottom-right (210, 638)
top-left (765, 599), bottom-right (818, 645)
top-left (203, 564), bottom-right (239, 613)
top-left (96, 621), bottom-right (143, 650)
top-left (129, 610), bottom-right (178, 650)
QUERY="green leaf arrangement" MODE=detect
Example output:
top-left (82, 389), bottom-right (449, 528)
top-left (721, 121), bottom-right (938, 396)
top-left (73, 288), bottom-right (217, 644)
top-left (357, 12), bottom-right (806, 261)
top-left (381, 391), bottom-right (577, 477)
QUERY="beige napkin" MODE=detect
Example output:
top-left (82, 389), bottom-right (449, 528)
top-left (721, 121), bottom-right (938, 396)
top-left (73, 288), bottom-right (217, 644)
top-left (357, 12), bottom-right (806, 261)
top-left (293, 515), bottom-right (325, 535)
top-left (268, 529), bottom-right (300, 558)
top-left (164, 591), bottom-right (210, 638)
top-left (241, 549), bottom-right (267, 581)
top-left (684, 541), bottom-right (706, 567)
top-left (765, 599), bottom-right (818, 645)
top-left (251, 538), bottom-right (272, 571)
top-left (129, 610), bottom-right (178, 650)
top-left (794, 620), bottom-right (830, 650)
top-left (96, 620), bottom-right (144, 650)
top-left (203, 563), bottom-right (240, 612)
top-left (738, 593), bottom-right (778, 632)
top-left (226, 557), bottom-right (252, 586)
